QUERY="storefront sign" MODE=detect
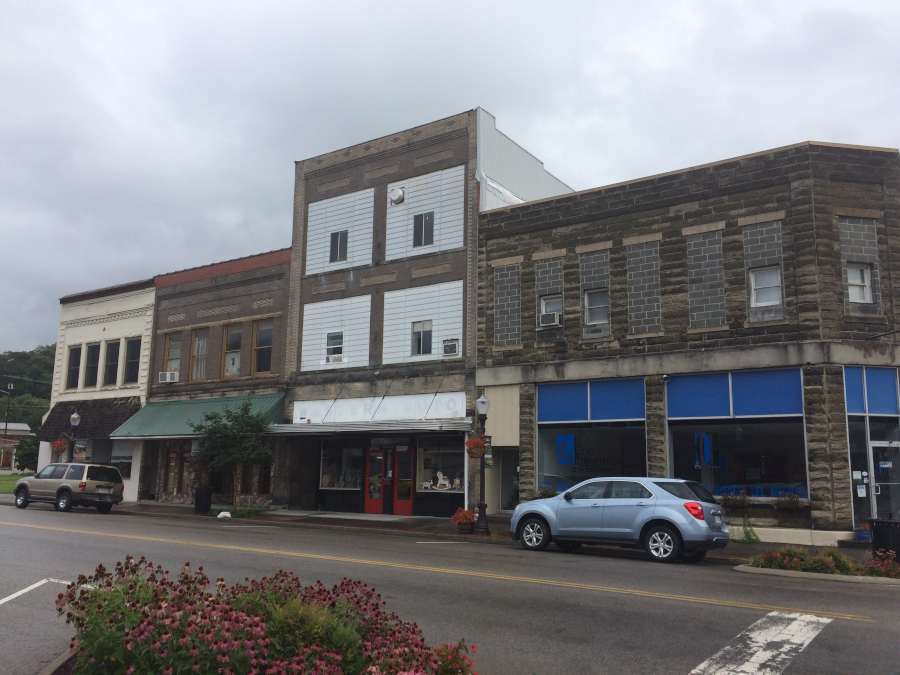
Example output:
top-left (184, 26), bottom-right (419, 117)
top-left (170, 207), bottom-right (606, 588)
top-left (293, 392), bottom-right (467, 424)
top-left (556, 435), bottom-right (575, 465)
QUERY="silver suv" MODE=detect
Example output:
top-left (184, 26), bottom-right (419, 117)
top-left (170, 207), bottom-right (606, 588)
top-left (510, 477), bottom-right (729, 563)
top-left (14, 463), bottom-right (124, 514)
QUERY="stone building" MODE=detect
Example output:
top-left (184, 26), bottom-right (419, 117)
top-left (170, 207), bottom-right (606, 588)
top-left (110, 249), bottom-right (291, 507)
top-left (269, 108), bottom-right (572, 515)
top-left (476, 141), bottom-right (900, 544)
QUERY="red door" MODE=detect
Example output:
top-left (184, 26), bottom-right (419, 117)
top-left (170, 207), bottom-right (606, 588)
top-left (364, 449), bottom-right (384, 514)
top-left (393, 448), bottom-right (413, 516)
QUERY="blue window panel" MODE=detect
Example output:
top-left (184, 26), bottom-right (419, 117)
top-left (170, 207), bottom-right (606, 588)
top-left (732, 369), bottom-right (803, 416)
top-left (844, 367), bottom-right (866, 414)
top-left (537, 383), bottom-right (588, 422)
top-left (865, 368), bottom-right (899, 415)
top-left (590, 379), bottom-right (645, 420)
top-left (667, 373), bottom-right (731, 418)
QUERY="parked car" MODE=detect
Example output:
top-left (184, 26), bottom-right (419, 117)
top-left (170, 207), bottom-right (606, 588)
top-left (14, 463), bottom-right (124, 514)
top-left (510, 477), bottom-right (728, 563)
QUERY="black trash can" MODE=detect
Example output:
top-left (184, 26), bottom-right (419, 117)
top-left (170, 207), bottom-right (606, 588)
top-left (869, 519), bottom-right (900, 560)
top-left (194, 486), bottom-right (213, 515)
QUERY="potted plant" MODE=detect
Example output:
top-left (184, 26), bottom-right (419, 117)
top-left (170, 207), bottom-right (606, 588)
top-left (465, 434), bottom-right (486, 459)
top-left (855, 522), bottom-right (872, 542)
top-left (451, 507), bottom-right (477, 534)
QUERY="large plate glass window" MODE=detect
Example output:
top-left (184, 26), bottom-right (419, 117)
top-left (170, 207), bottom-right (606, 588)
top-left (124, 338), bottom-right (141, 384)
top-left (847, 263), bottom-right (873, 304)
top-left (253, 321), bottom-right (273, 374)
top-left (321, 441), bottom-right (363, 489)
top-left (111, 445), bottom-right (133, 479)
top-left (584, 289), bottom-right (609, 325)
top-left (223, 326), bottom-right (242, 377)
top-left (330, 230), bottom-right (348, 263)
top-left (413, 212), bottom-right (434, 247)
top-left (749, 267), bottom-right (781, 307)
top-left (104, 340), bottom-right (120, 386)
top-left (66, 346), bottom-right (82, 389)
top-left (164, 334), bottom-right (182, 373)
top-left (190, 330), bottom-right (208, 381)
top-left (84, 344), bottom-right (101, 387)
top-left (417, 436), bottom-right (464, 493)
top-left (411, 320), bottom-right (432, 356)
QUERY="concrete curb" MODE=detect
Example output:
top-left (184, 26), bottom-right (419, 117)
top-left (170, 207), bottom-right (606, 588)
top-left (734, 564), bottom-right (900, 585)
top-left (37, 650), bottom-right (73, 675)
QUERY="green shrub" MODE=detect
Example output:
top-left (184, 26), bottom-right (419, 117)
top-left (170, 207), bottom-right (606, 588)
top-left (749, 546), bottom-right (900, 579)
top-left (731, 514), bottom-right (760, 544)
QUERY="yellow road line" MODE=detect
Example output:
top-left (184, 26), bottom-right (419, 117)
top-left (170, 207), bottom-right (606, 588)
top-left (0, 520), bottom-right (873, 622)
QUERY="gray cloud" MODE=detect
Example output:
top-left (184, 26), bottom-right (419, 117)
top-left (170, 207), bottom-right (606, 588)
top-left (2, 0), bottom-right (898, 350)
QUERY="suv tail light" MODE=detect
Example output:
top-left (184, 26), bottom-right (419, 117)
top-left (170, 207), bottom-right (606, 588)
top-left (684, 501), bottom-right (704, 520)
top-left (78, 482), bottom-right (86, 492)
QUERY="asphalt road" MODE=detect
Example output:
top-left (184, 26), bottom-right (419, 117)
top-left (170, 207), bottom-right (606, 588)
top-left (0, 503), bottom-right (897, 675)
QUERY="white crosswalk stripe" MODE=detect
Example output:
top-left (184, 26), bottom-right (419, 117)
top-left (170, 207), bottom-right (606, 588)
top-left (691, 611), bottom-right (832, 675)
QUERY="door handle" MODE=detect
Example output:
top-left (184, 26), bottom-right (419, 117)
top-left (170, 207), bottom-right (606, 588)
top-left (590, 503), bottom-right (602, 508)
top-left (636, 502), bottom-right (648, 507)
top-left (875, 485), bottom-right (881, 495)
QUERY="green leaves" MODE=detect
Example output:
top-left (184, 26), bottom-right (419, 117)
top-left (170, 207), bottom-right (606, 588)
top-left (189, 399), bottom-right (272, 471)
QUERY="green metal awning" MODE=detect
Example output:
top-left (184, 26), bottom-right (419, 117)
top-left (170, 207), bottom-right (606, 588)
top-left (109, 393), bottom-right (285, 439)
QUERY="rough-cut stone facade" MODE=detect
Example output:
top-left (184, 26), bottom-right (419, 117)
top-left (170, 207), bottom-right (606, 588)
top-left (579, 249), bottom-right (610, 338)
top-left (686, 231), bottom-right (726, 329)
top-left (476, 141), bottom-right (900, 531)
top-left (626, 241), bottom-right (662, 335)
top-left (838, 216), bottom-right (882, 318)
top-left (535, 256), bottom-right (564, 341)
top-left (493, 264), bottom-right (521, 347)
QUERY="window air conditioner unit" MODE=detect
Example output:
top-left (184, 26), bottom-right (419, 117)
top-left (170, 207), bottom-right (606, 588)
top-left (159, 371), bottom-right (179, 383)
top-left (326, 354), bottom-right (344, 364)
top-left (539, 312), bottom-right (561, 327)
top-left (443, 340), bottom-right (460, 357)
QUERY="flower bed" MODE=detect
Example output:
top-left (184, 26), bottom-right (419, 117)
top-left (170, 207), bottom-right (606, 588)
top-left (749, 546), bottom-right (900, 579)
top-left (56, 556), bottom-right (476, 674)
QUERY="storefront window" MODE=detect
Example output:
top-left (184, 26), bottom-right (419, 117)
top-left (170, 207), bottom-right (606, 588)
top-left (417, 436), bottom-right (464, 492)
top-left (111, 445), bottom-right (133, 479)
top-left (671, 418), bottom-right (807, 498)
top-left (537, 422), bottom-right (647, 493)
top-left (321, 442), bottom-right (363, 489)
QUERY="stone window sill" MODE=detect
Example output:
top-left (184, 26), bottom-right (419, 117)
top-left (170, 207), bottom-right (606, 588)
top-left (535, 339), bottom-right (567, 346)
top-left (743, 318), bottom-right (791, 328)
top-left (492, 344), bottom-right (523, 352)
top-left (843, 314), bottom-right (886, 325)
top-left (626, 331), bottom-right (664, 339)
top-left (687, 324), bottom-right (730, 334)
top-left (579, 335), bottom-right (614, 344)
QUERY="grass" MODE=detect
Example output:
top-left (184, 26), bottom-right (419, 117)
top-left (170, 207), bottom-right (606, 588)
top-left (0, 474), bottom-right (31, 494)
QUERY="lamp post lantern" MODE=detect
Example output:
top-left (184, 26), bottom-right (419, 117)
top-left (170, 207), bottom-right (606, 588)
top-left (473, 394), bottom-right (491, 536)
top-left (68, 411), bottom-right (81, 463)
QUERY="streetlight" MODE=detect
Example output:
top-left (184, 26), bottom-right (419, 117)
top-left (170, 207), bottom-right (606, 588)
top-left (68, 411), bottom-right (81, 462)
top-left (473, 394), bottom-right (491, 536)
top-left (1, 383), bottom-right (11, 468)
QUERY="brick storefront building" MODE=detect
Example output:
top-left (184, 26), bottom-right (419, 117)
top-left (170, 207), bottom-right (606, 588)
top-left (477, 141), bottom-right (900, 542)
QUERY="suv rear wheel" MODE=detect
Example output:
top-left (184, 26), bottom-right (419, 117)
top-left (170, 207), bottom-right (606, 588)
top-left (644, 525), bottom-right (682, 563)
top-left (15, 488), bottom-right (28, 509)
top-left (54, 491), bottom-right (73, 513)
top-left (519, 517), bottom-right (550, 551)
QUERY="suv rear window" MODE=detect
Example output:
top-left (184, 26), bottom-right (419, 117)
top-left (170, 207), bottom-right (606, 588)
top-left (654, 481), bottom-right (718, 504)
top-left (87, 466), bottom-right (122, 483)
top-left (687, 482), bottom-right (718, 504)
top-left (65, 465), bottom-right (85, 480)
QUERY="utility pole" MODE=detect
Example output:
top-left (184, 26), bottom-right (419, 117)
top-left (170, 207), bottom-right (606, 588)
top-left (2, 383), bottom-right (11, 469)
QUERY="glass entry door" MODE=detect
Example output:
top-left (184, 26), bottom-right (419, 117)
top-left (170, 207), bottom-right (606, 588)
top-left (872, 442), bottom-right (900, 521)
top-left (364, 449), bottom-right (384, 514)
top-left (394, 448), bottom-right (413, 516)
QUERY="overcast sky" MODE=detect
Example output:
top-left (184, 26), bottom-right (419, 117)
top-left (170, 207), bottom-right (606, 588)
top-left (2, 1), bottom-right (898, 351)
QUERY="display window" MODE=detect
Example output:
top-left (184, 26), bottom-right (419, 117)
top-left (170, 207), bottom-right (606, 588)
top-left (537, 422), bottom-right (647, 493)
top-left (670, 418), bottom-right (808, 498)
top-left (320, 442), bottom-right (363, 489)
top-left (111, 445), bottom-right (133, 479)
top-left (417, 436), bottom-right (464, 493)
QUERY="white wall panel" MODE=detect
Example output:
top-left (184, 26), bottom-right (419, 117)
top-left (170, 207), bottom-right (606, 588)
top-left (382, 281), bottom-right (463, 365)
top-left (385, 166), bottom-right (465, 261)
top-left (305, 189), bottom-right (374, 275)
top-left (300, 295), bottom-right (371, 372)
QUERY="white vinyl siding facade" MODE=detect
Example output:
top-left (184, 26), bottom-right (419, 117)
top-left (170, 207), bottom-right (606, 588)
top-left (382, 281), bottom-right (463, 365)
top-left (300, 295), bottom-right (371, 372)
top-left (385, 165), bottom-right (465, 261)
top-left (305, 188), bottom-right (375, 275)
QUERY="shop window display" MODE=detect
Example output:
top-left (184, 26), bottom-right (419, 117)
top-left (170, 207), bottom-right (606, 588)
top-left (671, 418), bottom-right (807, 498)
top-left (417, 436), bottom-right (464, 492)
top-left (321, 443), bottom-right (363, 489)
top-left (110, 445), bottom-right (133, 479)
top-left (537, 422), bottom-right (647, 493)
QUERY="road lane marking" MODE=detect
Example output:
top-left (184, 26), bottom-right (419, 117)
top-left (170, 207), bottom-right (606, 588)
top-left (691, 611), bottom-right (832, 674)
top-left (416, 541), bottom-right (470, 544)
top-left (0, 578), bottom-right (80, 606)
top-left (0, 520), bottom-right (872, 622)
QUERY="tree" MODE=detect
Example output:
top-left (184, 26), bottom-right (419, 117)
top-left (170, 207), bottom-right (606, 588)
top-left (188, 399), bottom-right (272, 509)
top-left (1, 393), bottom-right (51, 433)
top-left (0, 344), bottom-right (56, 399)
top-left (14, 437), bottom-right (38, 471)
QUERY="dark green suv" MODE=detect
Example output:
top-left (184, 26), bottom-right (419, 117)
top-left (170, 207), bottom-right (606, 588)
top-left (14, 463), bottom-right (124, 513)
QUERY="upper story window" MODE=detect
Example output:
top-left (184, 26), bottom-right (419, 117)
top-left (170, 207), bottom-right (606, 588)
top-left (326, 332), bottom-right (343, 363)
top-left (253, 320), bottom-right (273, 375)
top-left (301, 295), bottom-right (371, 372)
top-left (223, 326), bottom-right (242, 377)
top-left (165, 334), bottom-right (182, 373)
top-left (847, 264), bottom-right (873, 304)
top-left (84, 344), bottom-right (101, 388)
top-left (749, 267), bottom-right (781, 307)
top-left (584, 289), bottom-right (609, 325)
top-left (541, 294), bottom-right (563, 315)
top-left (66, 346), bottom-right (82, 390)
top-left (330, 230), bottom-right (348, 263)
top-left (124, 338), bottom-right (141, 384)
top-left (411, 320), bottom-right (433, 356)
top-left (104, 340), bottom-right (120, 386)
top-left (191, 330), bottom-right (209, 381)
top-left (413, 212), bottom-right (434, 248)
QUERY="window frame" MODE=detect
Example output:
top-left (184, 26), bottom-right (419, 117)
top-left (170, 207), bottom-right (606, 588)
top-left (411, 320), bottom-right (433, 356)
top-left (124, 337), bottom-right (142, 384)
top-left (190, 329), bottom-right (209, 382)
top-left (103, 340), bottom-right (121, 386)
top-left (252, 320), bottom-right (273, 375)
top-left (326, 331), bottom-right (344, 359)
top-left (222, 325), bottom-right (242, 378)
top-left (66, 346), bottom-right (82, 390)
top-left (413, 211), bottom-right (435, 248)
top-left (583, 289), bottom-right (609, 326)
top-left (84, 343), bottom-right (101, 388)
top-left (847, 263), bottom-right (873, 304)
top-left (749, 266), bottom-right (782, 308)
top-left (540, 294), bottom-right (563, 316)
top-left (164, 334), bottom-right (182, 374)
top-left (329, 230), bottom-right (349, 263)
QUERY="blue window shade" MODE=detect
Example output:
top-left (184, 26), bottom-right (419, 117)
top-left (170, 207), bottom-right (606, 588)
top-left (537, 383), bottom-right (588, 422)
top-left (732, 369), bottom-right (803, 416)
top-left (865, 368), bottom-right (899, 415)
top-left (667, 373), bottom-right (731, 418)
top-left (844, 367), bottom-right (866, 414)
top-left (590, 379), bottom-right (645, 420)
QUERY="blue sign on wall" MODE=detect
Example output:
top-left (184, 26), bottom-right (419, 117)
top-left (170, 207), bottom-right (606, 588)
top-left (556, 435), bottom-right (575, 465)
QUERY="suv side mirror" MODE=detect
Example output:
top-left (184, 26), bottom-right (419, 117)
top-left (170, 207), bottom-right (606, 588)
top-left (563, 492), bottom-right (573, 501)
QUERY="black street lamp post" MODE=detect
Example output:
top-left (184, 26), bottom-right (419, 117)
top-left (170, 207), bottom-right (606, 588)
top-left (473, 394), bottom-right (491, 536)
top-left (67, 411), bottom-right (81, 463)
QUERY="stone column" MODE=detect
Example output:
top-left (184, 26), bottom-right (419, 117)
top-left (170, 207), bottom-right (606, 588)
top-left (645, 375), bottom-right (667, 478)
